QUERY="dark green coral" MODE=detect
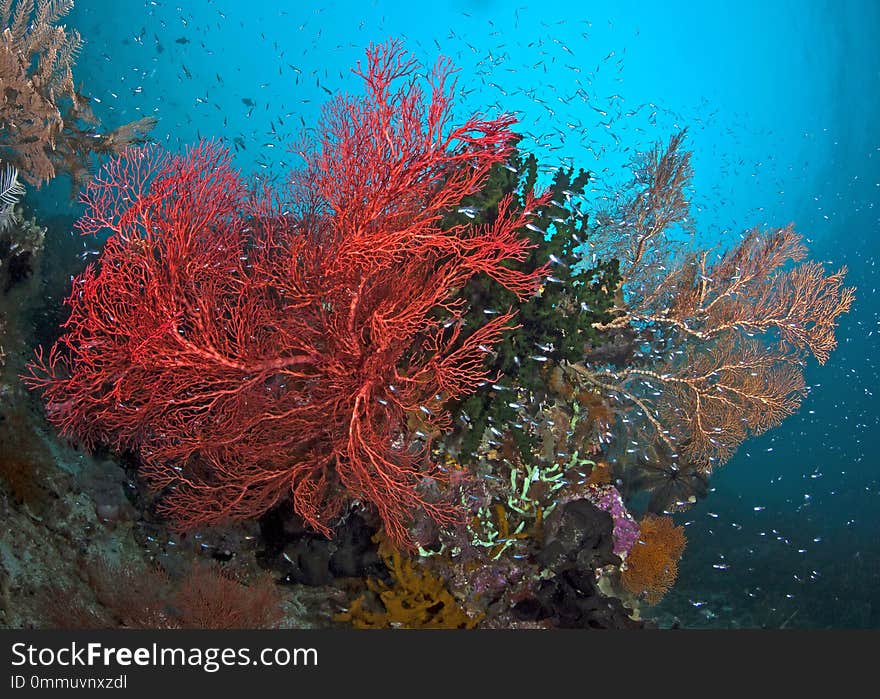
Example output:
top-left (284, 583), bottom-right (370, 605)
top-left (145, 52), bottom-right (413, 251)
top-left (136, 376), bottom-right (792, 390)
top-left (443, 141), bottom-right (621, 460)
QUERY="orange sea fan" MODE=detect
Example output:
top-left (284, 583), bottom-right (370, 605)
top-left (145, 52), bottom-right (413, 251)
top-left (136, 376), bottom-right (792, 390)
top-left (621, 514), bottom-right (686, 605)
top-left (574, 132), bottom-right (855, 472)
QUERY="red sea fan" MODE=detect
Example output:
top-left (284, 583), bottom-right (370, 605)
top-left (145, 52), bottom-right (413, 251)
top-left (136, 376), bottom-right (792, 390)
top-left (24, 40), bottom-right (547, 549)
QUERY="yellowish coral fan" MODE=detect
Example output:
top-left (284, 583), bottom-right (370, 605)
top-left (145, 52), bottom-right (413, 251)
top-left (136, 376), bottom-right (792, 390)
top-left (336, 535), bottom-right (480, 629)
top-left (0, 0), bottom-right (156, 190)
top-left (0, 0), bottom-right (81, 185)
top-left (621, 514), bottom-right (687, 605)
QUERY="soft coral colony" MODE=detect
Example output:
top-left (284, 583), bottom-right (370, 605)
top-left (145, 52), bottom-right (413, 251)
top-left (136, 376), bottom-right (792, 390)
top-left (24, 39), bottom-right (854, 628)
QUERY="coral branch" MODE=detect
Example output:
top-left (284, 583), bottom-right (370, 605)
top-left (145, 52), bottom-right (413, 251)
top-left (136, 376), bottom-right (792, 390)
top-left (0, 0), bottom-right (155, 189)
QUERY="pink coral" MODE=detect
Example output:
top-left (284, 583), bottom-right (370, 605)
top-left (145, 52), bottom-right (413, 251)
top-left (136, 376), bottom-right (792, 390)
top-left (585, 484), bottom-right (640, 557)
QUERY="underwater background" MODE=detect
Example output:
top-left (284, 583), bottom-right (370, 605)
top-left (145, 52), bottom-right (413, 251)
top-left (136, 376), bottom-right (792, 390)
top-left (11, 0), bottom-right (879, 628)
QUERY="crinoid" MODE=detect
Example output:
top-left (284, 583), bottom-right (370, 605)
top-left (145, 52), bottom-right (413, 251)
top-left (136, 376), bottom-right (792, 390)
top-left (632, 457), bottom-right (708, 514)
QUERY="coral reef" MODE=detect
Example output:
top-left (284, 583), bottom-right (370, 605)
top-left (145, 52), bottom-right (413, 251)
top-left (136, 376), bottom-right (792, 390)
top-left (452, 147), bottom-right (621, 462)
top-left (584, 484), bottom-right (640, 558)
top-left (0, 0), bottom-right (80, 185)
top-left (8, 37), bottom-right (855, 631)
top-left (171, 562), bottom-right (284, 630)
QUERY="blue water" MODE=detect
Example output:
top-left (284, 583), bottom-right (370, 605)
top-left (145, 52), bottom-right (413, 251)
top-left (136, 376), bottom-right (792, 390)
top-left (40, 0), bottom-right (879, 627)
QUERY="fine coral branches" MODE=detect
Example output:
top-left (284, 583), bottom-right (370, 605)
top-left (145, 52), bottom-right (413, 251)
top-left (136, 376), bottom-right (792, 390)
top-left (0, 0), bottom-right (155, 189)
top-left (0, 0), bottom-right (80, 185)
top-left (602, 336), bottom-right (806, 466)
top-left (573, 131), bottom-right (854, 473)
top-left (45, 559), bottom-right (284, 629)
top-left (595, 130), bottom-right (693, 285)
top-left (631, 225), bottom-right (854, 364)
top-left (53, 114), bottom-right (159, 194)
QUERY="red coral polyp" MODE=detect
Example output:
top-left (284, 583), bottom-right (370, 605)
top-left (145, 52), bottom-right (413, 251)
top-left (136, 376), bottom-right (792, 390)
top-left (24, 40), bottom-right (546, 550)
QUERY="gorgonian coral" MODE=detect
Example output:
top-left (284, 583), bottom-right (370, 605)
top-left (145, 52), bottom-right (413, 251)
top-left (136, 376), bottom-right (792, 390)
top-left (621, 514), bottom-right (687, 604)
top-left (24, 41), bottom-right (547, 550)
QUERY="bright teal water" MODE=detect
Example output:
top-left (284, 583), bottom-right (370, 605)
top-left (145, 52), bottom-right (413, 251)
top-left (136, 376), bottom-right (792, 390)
top-left (42, 0), bottom-right (878, 627)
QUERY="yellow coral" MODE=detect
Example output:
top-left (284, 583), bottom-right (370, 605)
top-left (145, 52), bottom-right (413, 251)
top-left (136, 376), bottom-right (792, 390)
top-left (336, 535), bottom-right (480, 629)
top-left (621, 514), bottom-right (686, 605)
